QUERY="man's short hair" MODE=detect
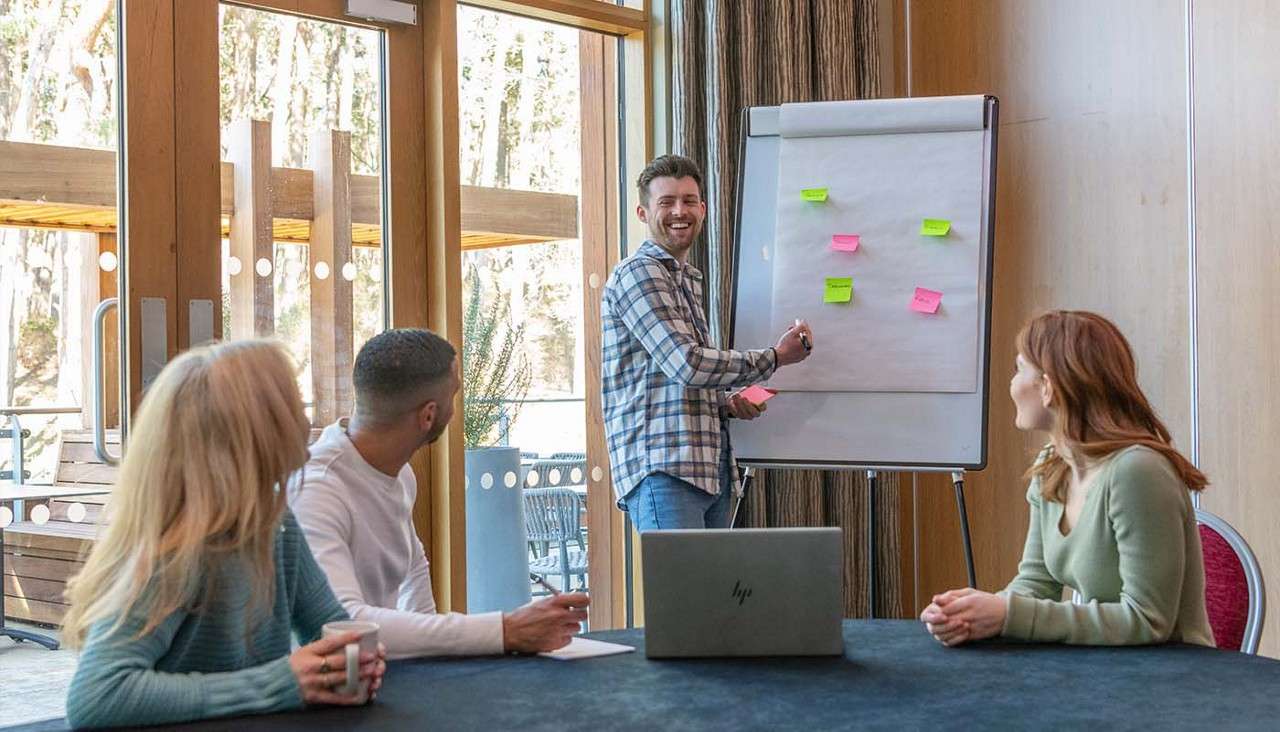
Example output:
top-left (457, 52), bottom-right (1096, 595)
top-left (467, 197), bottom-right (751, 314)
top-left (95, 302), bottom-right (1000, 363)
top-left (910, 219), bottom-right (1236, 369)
top-left (636, 154), bottom-right (704, 207)
top-left (353, 328), bottom-right (457, 423)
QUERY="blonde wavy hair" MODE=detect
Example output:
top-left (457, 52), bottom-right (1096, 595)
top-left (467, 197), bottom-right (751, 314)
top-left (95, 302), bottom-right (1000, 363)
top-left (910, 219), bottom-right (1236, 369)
top-left (62, 340), bottom-right (310, 647)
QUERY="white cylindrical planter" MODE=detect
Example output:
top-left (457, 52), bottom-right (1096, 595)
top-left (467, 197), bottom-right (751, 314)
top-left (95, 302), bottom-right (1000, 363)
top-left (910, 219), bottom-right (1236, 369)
top-left (464, 446), bottom-right (532, 613)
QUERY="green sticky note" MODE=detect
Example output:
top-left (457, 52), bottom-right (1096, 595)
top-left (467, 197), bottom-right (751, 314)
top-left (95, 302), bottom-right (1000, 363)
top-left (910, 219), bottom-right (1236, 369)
top-left (824, 277), bottom-right (853, 304)
top-left (921, 218), bottom-right (951, 236)
top-left (800, 187), bottom-right (829, 202)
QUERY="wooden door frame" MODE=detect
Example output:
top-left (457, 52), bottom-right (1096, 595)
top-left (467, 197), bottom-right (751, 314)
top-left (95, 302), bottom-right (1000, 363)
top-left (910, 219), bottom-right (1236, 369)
top-left (465, 0), bottom-right (651, 628)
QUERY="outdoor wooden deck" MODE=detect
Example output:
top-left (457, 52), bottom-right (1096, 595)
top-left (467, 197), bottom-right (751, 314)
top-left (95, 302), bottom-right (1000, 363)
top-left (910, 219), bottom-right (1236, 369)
top-left (3, 431), bottom-right (116, 626)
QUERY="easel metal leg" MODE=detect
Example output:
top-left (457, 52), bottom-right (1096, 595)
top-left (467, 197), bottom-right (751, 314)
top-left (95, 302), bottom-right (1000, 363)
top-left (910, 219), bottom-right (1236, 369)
top-left (866, 470), bottom-right (877, 619)
top-left (951, 471), bottom-right (977, 588)
top-left (730, 467), bottom-right (754, 529)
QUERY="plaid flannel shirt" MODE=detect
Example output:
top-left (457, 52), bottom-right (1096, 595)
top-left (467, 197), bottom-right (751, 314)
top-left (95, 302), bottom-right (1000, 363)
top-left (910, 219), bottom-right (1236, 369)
top-left (601, 241), bottom-right (777, 502)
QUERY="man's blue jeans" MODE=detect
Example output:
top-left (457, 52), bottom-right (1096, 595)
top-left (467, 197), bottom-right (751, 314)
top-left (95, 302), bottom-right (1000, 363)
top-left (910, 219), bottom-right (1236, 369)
top-left (622, 438), bottom-right (735, 530)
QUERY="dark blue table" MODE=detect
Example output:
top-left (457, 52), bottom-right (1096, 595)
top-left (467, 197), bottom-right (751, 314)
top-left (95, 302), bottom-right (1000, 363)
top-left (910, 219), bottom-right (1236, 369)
top-left (11, 620), bottom-right (1280, 730)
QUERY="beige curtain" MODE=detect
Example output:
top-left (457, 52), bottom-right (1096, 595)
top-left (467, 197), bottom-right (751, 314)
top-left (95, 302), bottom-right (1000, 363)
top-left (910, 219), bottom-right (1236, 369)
top-left (671, 0), bottom-right (902, 618)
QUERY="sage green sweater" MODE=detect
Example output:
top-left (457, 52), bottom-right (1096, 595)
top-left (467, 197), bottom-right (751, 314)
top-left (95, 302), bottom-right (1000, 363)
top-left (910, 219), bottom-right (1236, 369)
top-left (1000, 445), bottom-right (1214, 646)
top-left (65, 511), bottom-right (349, 728)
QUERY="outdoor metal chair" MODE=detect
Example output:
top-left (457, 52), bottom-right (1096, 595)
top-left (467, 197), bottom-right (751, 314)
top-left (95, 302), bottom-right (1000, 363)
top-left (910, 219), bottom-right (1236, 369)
top-left (549, 451), bottom-right (586, 461)
top-left (524, 487), bottom-right (587, 593)
top-left (527, 458), bottom-right (587, 488)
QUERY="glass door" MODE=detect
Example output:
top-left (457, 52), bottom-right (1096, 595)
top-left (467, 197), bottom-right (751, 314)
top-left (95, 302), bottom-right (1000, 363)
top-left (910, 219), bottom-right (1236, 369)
top-left (216, 2), bottom-right (390, 423)
top-left (0, 0), bottom-right (126, 643)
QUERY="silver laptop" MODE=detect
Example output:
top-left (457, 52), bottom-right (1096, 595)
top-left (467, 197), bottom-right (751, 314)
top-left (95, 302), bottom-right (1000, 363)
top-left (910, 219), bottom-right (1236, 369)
top-left (641, 528), bottom-right (844, 658)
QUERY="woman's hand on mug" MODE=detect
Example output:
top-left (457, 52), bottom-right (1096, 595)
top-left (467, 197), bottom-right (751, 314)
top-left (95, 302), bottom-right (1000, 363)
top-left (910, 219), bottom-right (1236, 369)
top-left (289, 632), bottom-right (384, 706)
top-left (365, 642), bottom-right (387, 700)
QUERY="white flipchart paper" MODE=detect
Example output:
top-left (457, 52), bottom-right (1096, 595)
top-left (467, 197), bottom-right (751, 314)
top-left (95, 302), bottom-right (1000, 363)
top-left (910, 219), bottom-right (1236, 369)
top-left (766, 125), bottom-right (984, 393)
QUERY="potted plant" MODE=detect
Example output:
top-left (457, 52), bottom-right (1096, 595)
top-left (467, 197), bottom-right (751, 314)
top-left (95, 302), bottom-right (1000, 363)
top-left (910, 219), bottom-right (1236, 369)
top-left (461, 265), bottom-right (533, 613)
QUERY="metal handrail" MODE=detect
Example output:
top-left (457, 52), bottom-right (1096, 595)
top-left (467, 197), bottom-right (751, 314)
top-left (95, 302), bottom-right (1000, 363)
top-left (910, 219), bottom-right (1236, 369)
top-left (467, 397), bottom-right (586, 405)
top-left (1, 407), bottom-right (80, 485)
top-left (92, 298), bottom-right (121, 465)
top-left (0, 406), bottom-right (82, 416)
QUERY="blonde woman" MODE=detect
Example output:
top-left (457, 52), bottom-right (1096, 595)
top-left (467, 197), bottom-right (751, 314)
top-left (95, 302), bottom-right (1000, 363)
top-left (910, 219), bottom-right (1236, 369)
top-left (62, 340), bottom-right (387, 728)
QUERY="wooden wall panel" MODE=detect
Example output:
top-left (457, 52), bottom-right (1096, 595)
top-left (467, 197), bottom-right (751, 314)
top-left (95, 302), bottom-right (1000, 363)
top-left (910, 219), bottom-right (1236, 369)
top-left (904, 0), bottom-right (1192, 608)
top-left (1192, 0), bottom-right (1280, 658)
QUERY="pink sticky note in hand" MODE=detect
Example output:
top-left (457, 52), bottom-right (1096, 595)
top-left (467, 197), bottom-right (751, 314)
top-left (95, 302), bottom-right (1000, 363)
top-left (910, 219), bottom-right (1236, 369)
top-left (831, 234), bottom-right (860, 252)
top-left (911, 287), bottom-right (943, 314)
top-left (739, 385), bottom-right (778, 406)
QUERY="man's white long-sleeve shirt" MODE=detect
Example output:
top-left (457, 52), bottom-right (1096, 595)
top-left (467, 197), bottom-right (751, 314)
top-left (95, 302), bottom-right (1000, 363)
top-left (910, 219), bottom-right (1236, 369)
top-left (288, 420), bottom-right (504, 659)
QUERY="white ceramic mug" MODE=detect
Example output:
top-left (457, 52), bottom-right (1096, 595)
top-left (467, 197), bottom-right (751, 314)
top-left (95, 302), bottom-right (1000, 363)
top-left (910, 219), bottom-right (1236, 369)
top-left (320, 620), bottom-right (380, 703)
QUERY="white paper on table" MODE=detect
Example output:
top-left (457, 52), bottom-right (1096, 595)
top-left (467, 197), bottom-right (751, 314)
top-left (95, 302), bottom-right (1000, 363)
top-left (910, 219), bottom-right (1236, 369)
top-left (767, 127), bottom-right (984, 394)
top-left (538, 636), bottom-right (636, 661)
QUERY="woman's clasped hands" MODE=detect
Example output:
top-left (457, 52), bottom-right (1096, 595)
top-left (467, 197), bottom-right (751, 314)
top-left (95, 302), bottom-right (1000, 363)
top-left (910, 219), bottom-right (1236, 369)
top-left (919, 587), bottom-right (1007, 647)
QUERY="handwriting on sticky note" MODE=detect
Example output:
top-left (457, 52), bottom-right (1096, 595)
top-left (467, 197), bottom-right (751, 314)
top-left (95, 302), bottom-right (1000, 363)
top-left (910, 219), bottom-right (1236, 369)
top-left (921, 218), bottom-right (951, 236)
top-left (831, 234), bottom-right (860, 252)
top-left (801, 188), bottom-right (829, 202)
top-left (911, 287), bottom-right (943, 314)
top-left (824, 277), bottom-right (853, 303)
top-left (740, 384), bottom-right (778, 406)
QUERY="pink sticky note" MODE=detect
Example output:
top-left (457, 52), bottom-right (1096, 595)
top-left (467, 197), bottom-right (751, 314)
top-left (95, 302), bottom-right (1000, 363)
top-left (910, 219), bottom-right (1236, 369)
top-left (740, 385), bottom-right (778, 406)
top-left (831, 234), bottom-right (860, 252)
top-left (911, 287), bottom-right (943, 314)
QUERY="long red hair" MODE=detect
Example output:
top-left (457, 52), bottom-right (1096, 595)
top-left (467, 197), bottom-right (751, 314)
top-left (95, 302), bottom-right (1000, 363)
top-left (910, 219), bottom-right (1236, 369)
top-left (1018, 310), bottom-right (1207, 502)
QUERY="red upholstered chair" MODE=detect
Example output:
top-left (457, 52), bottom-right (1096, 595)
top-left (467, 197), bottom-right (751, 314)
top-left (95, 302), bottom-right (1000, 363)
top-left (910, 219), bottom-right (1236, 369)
top-left (1067, 508), bottom-right (1264, 654)
top-left (1197, 509), bottom-right (1265, 654)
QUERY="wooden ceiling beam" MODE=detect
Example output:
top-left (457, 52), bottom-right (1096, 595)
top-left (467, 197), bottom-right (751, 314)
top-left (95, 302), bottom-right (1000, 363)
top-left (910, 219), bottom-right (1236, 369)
top-left (0, 139), bottom-right (579, 243)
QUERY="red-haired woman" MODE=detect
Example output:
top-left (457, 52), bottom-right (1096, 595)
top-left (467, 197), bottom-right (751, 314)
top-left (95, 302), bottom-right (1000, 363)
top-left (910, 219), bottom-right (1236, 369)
top-left (921, 310), bottom-right (1214, 646)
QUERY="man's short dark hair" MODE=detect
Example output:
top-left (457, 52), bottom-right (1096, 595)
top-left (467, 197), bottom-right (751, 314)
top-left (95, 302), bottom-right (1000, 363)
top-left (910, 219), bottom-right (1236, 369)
top-left (636, 154), bottom-right (704, 207)
top-left (354, 328), bottom-right (456, 422)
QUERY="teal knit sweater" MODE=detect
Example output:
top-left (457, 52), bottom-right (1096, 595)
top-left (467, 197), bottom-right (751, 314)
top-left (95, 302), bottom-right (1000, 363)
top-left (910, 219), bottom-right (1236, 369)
top-left (65, 510), bottom-right (348, 728)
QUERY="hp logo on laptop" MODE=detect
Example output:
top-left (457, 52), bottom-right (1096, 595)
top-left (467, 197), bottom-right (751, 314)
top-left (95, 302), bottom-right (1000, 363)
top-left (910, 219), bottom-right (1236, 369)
top-left (731, 580), bottom-right (753, 606)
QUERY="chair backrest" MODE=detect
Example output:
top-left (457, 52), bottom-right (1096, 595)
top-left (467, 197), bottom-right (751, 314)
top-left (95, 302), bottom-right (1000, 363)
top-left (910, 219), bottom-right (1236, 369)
top-left (1197, 509), bottom-right (1265, 654)
top-left (528, 458), bottom-right (587, 488)
top-left (523, 487), bottom-right (582, 543)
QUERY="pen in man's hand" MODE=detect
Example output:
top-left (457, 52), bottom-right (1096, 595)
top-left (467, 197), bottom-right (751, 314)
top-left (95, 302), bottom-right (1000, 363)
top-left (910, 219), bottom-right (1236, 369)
top-left (795, 318), bottom-right (811, 352)
top-left (533, 575), bottom-right (561, 596)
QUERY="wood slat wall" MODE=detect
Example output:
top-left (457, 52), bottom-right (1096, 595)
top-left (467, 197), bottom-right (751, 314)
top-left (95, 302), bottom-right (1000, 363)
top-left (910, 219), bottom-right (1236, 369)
top-left (897, 0), bottom-right (1280, 661)
top-left (1191, 0), bottom-right (1280, 658)
top-left (900, 0), bottom-right (1193, 606)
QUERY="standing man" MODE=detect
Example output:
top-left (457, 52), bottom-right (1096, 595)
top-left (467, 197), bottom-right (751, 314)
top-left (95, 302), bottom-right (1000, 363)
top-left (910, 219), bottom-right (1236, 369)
top-left (289, 328), bottom-right (588, 659)
top-left (602, 154), bottom-right (814, 531)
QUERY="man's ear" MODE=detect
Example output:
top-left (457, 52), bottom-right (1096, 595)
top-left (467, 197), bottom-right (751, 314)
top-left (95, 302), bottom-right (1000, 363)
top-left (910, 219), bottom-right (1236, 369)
top-left (417, 400), bottom-right (439, 434)
top-left (636, 203), bottom-right (649, 223)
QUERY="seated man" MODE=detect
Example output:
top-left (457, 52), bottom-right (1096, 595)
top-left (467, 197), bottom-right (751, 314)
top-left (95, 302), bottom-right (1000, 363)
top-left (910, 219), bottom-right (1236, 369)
top-left (289, 328), bottom-right (588, 659)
